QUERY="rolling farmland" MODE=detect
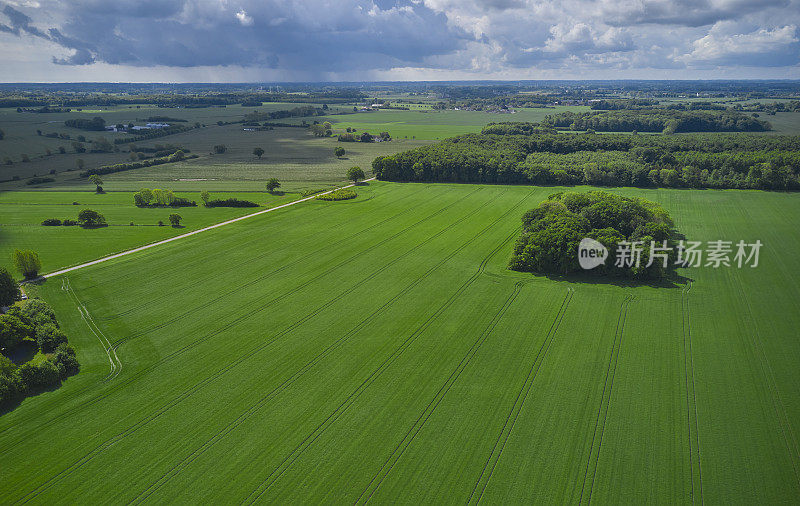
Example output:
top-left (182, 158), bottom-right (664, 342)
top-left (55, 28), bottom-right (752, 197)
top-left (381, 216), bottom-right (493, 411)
top-left (1, 182), bottom-right (799, 503)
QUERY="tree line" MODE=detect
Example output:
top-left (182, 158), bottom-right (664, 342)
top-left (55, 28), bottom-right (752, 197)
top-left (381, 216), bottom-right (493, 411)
top-left (372, 129), bottom-right (800, 190)
top-left (81, 150), bottom-right (196, 177)
top-left (541, 109), bottom-right (771, 133)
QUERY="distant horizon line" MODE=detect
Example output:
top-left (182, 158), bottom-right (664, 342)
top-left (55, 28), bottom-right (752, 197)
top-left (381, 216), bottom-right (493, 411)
top-left (1, 79), bottom-right (799, 85)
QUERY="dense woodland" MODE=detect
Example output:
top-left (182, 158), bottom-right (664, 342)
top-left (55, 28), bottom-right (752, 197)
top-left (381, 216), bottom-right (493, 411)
top-left (372, 127), bottom-right (800, 190)
top-left (508, 191), bottom-right (678, 279)
top-left (0, 298), bottom-right (79, 409)
top-left (541, 110), bottom-right (771, 133)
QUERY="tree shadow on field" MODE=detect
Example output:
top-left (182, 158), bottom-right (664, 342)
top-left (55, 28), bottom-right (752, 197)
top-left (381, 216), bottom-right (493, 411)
top-left (538, 270), bottom-right (694, 289)
top-left (0, 381), bottom-right (63, 416)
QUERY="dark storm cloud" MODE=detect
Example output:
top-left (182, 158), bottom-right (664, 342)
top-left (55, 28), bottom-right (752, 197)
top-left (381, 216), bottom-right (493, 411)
top-left (0, 0), bottom-right (798, 76)
top-left (2, 0), bottom-right (470, 71)
top-left (2, 4), bottom-right (50, 38)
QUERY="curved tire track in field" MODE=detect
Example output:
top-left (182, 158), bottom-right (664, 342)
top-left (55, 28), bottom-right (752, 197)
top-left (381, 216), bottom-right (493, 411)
top-left (1, 187), bottom-right (476, 453)
top-left (466, 287), bottom-right (574, 505)
top-left (240, 200), bottom-right (532, 505)
top-left (128, 193), bottom-right (526, 506)
top-left (96, 185), bottom-right (429, 320)
top-left (355, 281), bottom-right (525, 505)
top-left (578, 295), bottom-right (633, 506)
top-left (62, 278), bottom-right (122, 382)
top-left (682, 282), bottom-right (704, 504)
top-left (13, 188), bottom-right (498, 504)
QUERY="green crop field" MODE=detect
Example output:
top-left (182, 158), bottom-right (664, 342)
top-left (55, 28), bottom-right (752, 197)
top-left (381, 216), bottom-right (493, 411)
top-left (0, 190), bottom-right (296, 274)
top-left (318, 106), bottom-right (591, 140)
top-left (1, 182), bottom-right (798, 503)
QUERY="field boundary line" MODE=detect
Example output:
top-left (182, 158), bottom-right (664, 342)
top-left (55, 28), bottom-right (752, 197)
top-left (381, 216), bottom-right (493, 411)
top-left (240, 194), bottom-right (535, 505)
top-left (682, 281), bottom-right (704, 504)
top-left (356, 281), bottom-right (525, 504)
top-left (467, 287), bottom-right (574, 505)
top-left (35, 178), bottom-right (376, 280)
top-left (578, 295), bottom-right (632, 506)
top-left (14, 187), bottom-right (497, 503)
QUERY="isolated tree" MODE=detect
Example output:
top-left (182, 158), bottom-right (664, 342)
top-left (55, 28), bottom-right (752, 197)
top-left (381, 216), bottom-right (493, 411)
top-left (334, 146), bottom-right (345, 158)
top-left (168, 214), bottom-right (182, 227)
top-left (0, 268), bottom-right (21, 306)
top-left (253, 147), bottom-right (265, 159)
top-left (88, 174), bottom-right (103, 192)
top-left (200, 190), bottom-right (211, 206)
top-left (77, 209), bottom-right (106, 228)
top-left (266, 178), bottom-right (281, 193)
top-left (213, 144), bottom-right (227, 154)
top-left (347, 166), bottom-right (366, 184)
top-left (13, 250), bottom-right (42, 279)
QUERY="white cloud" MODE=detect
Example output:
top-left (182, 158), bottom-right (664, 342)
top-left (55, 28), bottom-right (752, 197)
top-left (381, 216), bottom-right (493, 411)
top-left (235, 8), bottom-right (253, 26)
top-left (681, 23), bottom-right (799, 65)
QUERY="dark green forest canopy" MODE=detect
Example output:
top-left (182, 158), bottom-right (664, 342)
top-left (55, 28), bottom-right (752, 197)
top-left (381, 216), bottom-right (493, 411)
top-left (541, 109), bottom-right (771, 133)
top-left (508, 191), bottom-right (679, 280)
top-left (372, 129), bottom-right (800, 190)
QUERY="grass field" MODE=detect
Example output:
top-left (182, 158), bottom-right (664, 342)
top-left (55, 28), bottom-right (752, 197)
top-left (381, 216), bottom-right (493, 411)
top-left (0, 190), bottom-right (296, 275)
top-left (1, 182), bottom-right (798, 503)
top-left (317, 106), bottom-right (591, 140)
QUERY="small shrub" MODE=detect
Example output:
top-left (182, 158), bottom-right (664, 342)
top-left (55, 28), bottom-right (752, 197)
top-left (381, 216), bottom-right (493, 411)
top-left (41, 218), bottom-right (62, 226)
top-left (26, 177), bottom-right (55, 185)
top-left (62, 219), bottom-right (77, 226)
top-left (204, 198), bottom-right (259, 208)
top-left (316, 188), bottom-right (357, 201)
top-left (158, 220), bottom-right (165, 226)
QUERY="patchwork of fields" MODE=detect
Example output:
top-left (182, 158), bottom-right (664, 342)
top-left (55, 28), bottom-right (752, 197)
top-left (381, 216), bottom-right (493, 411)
top-left (1, 182), bottom-right (799, 503)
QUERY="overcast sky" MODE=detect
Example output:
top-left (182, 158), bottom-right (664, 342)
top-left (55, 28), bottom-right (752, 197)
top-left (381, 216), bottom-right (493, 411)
top-left (0, 0), bottom-right (798, 82)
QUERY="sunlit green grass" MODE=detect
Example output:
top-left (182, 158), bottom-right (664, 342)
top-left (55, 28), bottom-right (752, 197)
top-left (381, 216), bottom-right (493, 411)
top-left (0, 182), bottom-right (798, 503)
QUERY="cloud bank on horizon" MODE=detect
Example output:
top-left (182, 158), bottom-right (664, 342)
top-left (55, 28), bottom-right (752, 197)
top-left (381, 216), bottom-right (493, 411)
top-left (0, 0), bottom-right (798, 81)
